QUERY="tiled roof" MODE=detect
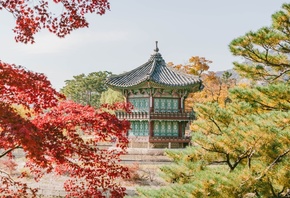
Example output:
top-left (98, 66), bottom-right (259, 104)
top-left (106, 50), bottom-right (201, 88)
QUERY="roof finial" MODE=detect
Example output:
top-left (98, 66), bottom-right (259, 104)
top-left (154, 41), bottom-right (159, 52)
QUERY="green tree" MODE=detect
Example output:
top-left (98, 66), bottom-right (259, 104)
top-left (230, 4), bottom-right (290, 83)
top-left (60, 71), bottom-right (111, 108)
top-left (138, 3), bottom-right (290, 198)
top-left (100, 88), bottom-right (124, 105)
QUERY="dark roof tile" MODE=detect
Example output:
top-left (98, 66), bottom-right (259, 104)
top-left (107, 51), bottom-right (201, 88)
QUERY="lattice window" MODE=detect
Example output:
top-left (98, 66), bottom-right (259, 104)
top-left (128, 121), bottom-right (149, 136)
top-left (129, 98), bottom-right (149, 112)
top-left (153, 121), bottom-right (179, 137)
top-left (154, 98), bottom-right (179, 112)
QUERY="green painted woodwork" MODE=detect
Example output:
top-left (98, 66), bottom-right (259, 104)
top-left (129, 98), bottom-right (149, 112)
top-left (154, 98), bottom-right (179, 112)
top-left (154, 121), bottom-right (179, 137)
top-left (129, 121), bottom-right (149, 136)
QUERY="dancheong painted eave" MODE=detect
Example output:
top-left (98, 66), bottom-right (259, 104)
top-left (106, 43), bottom-right (202, 90)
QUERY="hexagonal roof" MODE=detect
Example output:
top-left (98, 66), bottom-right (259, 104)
top-left (106, 44), bottom-right (202, 89)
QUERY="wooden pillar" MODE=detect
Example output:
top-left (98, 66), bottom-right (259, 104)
top-left (123, 89), bottom-right (129, 103)
top-left (178, 121), bottom-right (183, 138)
top-left (181, 96), bottom-right (184, 113)
top-left (178, 97), bottom-right (182, 112)
top-left (150, 96), bottom-right (154, 113)
top-left (149, 121), bottom-right (154, 138)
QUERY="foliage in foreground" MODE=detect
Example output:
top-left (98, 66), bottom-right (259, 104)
top-left (1, 0), bottom-right (135, 197)
top-left (0, 61), bottom-right (132, 197)
top-left (138, 3), bottom-right (290, 198)
top-left (0, 0), bottom-right (110, 43)
top-left (138, 84), bottom-right (290, 198)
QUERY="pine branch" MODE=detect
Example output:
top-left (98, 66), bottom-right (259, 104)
top-left (253, 99), bottom-right (287, 111)
top-left (278, 43), bottom-right (290, 53)
top-left (271, 69), bottom-right (290, 81)
top-left (268, 178), bottom-right (278, 197)
top-left (256, 148), bottom-right (290, 180)
top-left (208, 160), bottom-right (227, 165)
top-left (266, 148), bottom-right (290, 172)
top-left (278, 186), bottom-right (286, 197)
top-left (231, 148), bottom-right (254, 171)
top-left (226, 154), bottom-right (234, 170)
top-left (200, 144), bottom-right (226, 155)
top-left (208, 117), bottom-right (223, 134)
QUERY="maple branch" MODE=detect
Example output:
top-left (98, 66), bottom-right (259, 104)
top-left (0, 145), bottom-right (22, 158)
top-left (0, 169), bottom-right (14, 183)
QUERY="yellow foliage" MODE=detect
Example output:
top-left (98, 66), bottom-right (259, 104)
top-left (168, 56), bottom-right (211, 76)
top-left (185, 71), bottom-right (237, 109)
top-left (190, 124), bottom-right (199, 131)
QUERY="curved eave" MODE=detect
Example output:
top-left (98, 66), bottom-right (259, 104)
top-left (106, 56), bottom-right (155, 88)
top-left (106, 67), bottom-right (202, 89)
top-left (108, 79), bottom-right (203, 92)
top-left (106, 51), bottom-right (202, 90)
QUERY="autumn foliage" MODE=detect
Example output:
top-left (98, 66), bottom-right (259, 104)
top-left (0, 61), bottom-right (132, 197)
top-left (0, 0), bottom-right (136, 197)
top-left (168, 56), bottom-right (236, 109)
top-left (0, 0), bottom-right (110, 43)
top-left (168, 56), bottom-right (211, 77)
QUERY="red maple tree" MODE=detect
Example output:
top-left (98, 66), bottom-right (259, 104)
top-left (0, 0), bottom-right (133, 197)
top-left (0, 0), bottom-right (110, 43)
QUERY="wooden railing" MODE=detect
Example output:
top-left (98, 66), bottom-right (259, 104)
top-left (116, 111), bottom-right (149, 120)
top-left (115, 111), bottom-right (195, 120)
top-left (150, 112), bottom-right (194, 120)
top-left (149, 136), bottom-right (191, 143)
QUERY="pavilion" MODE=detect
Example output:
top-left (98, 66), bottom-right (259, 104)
top-left (106, 42), bottom-right (203, 148)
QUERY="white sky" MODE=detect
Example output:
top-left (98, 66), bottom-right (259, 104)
top-left (0, 0), bottom-right (286, 90)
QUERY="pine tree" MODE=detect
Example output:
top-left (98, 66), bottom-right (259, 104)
top-left (137, 3), bottom-right (290, 198)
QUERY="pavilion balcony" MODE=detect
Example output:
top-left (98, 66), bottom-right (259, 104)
top-left (150, 111), bottom-right (195, 120)
top-left (149, 136), bottom-right (191, 143)
top-left (116, 111), bottom-right (150, 120)
top-left (115, 110), bottom-right (195, 121)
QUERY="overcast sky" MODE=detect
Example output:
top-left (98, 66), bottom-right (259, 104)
top-left (0, 1), bottom-right (286, 90)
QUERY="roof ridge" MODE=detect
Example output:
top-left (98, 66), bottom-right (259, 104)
top-left (146, 52), bottom-right (163, 81)
top-left (106, 46), bottom-right (202, 89)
